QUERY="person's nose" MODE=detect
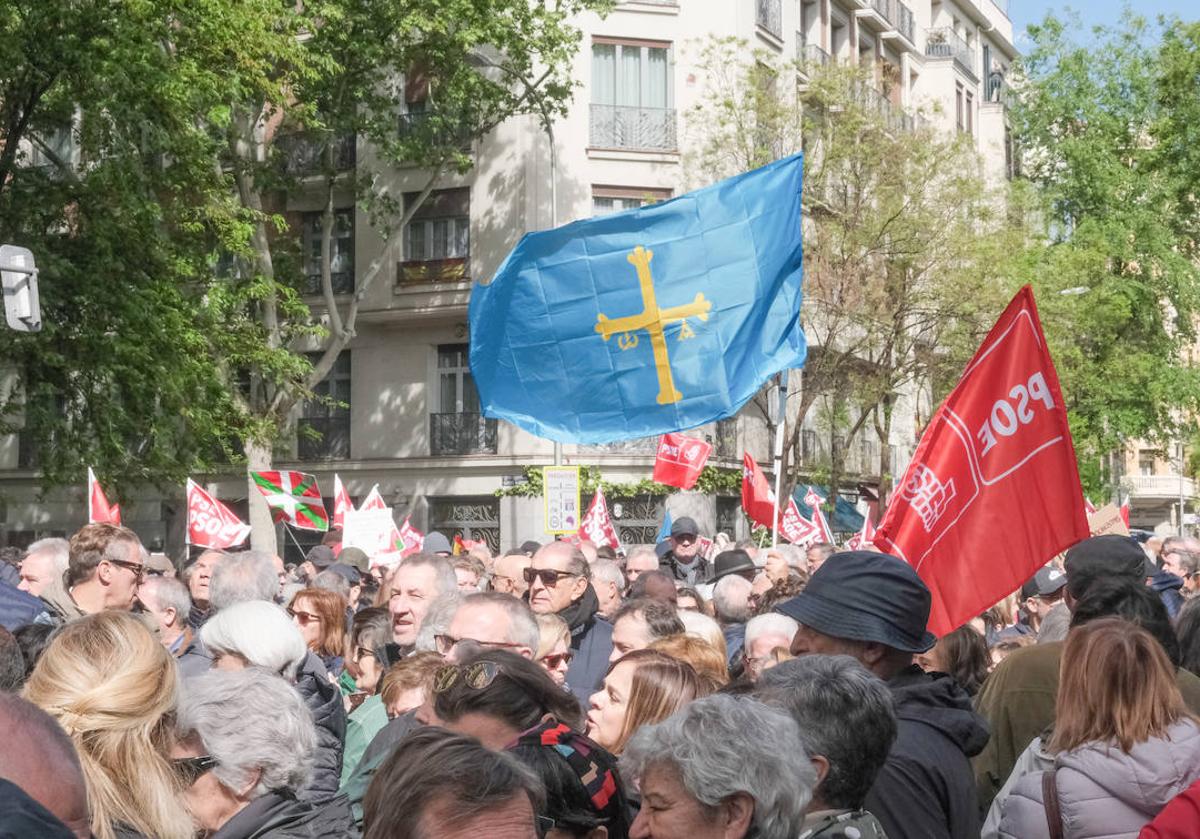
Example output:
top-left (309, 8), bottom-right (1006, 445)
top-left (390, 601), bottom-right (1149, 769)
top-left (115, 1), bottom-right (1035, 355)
top-left (629, 807), bottom-right (651, 839)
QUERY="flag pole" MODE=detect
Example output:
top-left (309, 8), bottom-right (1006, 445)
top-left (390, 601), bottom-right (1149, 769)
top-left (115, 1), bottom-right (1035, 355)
top-left (771, 373), bottom-right (788, 548)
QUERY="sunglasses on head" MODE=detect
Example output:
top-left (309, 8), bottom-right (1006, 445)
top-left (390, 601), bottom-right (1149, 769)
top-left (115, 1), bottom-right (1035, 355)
top-left (172, 754), bottom-right (218, 786)
top-left (433, 660), bottom-right (503, 694)
top-left (522, 567), bottom-right (579, 587)
top-left (433, 634), bottom-right (525, 657)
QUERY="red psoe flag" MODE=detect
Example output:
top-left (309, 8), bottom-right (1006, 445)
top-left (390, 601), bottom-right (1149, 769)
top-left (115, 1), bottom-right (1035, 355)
top-left (653, 433), bottom-right (713, 490)
top-left (780, 499), bottom-right (820, 545)
top-left (186, 480), bottom-right (251, 549)
top-left (88, 467), bottom-right (121, 525)
top-left (399, 518), bottom-right (424, 557)
top-left (579, 486), bottom-right (621, 550)
top-left (873, 286), bottom-right (1089, 636)
top-left (332, 474), bottom-right (353, 530)
top-left (847, 515), bottom-right (876, 551)
top-left (804, 488), bottom-right (836, 543)
top-left (741, 453), bottom-right (777, 529)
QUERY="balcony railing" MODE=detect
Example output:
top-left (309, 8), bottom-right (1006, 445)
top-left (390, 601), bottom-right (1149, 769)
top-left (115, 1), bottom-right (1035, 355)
top-left (925, 28), bottom-right (977, 77)
top-left (1126, 474), bottom-right (1198, 500)
top-left (800, 42), bottom-right (831, 69)
top-left (589, 105), bottom-right (677, 152)
top-left (430, 413), bottom-right (498, 456)
top-left (580, 436), bottom-right (659, 455)
top-left (397, 110), bottom-right (475, 151)
top-left (277, 133), bottom-right (356, 177)
top-left (397, 257), bottom-right (468, 285)
top-left (871, 0), bottom-right (916, 44)
top-left (756, 0), bottom-right (782, 39)
top-left (851, 82), bottom-right (914, 133)
top-left (984, 74), bottom-right (1012, 105)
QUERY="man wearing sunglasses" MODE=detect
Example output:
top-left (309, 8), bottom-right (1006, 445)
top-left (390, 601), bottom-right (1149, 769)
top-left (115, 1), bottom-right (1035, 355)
top-left (527, 541), bottom-right (613, 702)
top-left (40, 522), bottom-right (146, 625)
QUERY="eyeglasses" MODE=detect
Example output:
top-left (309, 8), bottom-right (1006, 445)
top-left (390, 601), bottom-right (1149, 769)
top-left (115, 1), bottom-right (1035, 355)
top-left (433, 634), bottom-right (526, 656)
top-left (535, 815), bottom-right (555, 839)
top-left (107, 559), bottom-right (145, 582)
top-left (433, 660), bottom-right (502, 694)
top-left (353, 645), bottom-right (376, 662)
top-left (287, 609), bottom-right (322, 626)
top-left (523, 567), bottom-right (579, 587)
top-left (539, 651), bottom-right (574, 669)
top-left (673, 534), bottom-right (698, 545)
top-left (172, 754), bottom-right (218, 786)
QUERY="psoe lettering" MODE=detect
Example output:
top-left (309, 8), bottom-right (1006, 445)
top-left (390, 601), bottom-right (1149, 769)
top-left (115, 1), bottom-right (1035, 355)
top-left (975, 371), bottom-right (1054, 457)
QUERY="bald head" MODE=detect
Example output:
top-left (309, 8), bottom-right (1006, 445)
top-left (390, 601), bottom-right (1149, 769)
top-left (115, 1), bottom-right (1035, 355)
top-left (0, 694), bottom-right (90, 838)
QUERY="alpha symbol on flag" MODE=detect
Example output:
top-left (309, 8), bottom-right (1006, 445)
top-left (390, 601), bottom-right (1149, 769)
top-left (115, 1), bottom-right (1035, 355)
top-left (899, 464), bottom-right (957, 533)
top-left (595, 246), bottom-right (713, 405)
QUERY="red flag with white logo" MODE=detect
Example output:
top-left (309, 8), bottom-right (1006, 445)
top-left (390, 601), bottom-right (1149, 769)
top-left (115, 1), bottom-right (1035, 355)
top-left (847, 514), bottom-right (876, 551)
top-left (873, 286), bottom-right (1089, 635)
top-left (399, 518), bottom-right (424, 557)
top-left (88, 467), bottom-right (121, 525)
top-left (653, 433), bottom-right (713, 490)
top-left (780, 499), bottom-right (820, 546)
top-left (579, 487), bottom-right (621, 550)
top-left (360, 485), bottom-right (387, 511)
top-left (333, 474), bottom-right (353, 530)
top-left (804, 488), bottom-right (836, 543)
top-left (186, 479), bottom-right (251, 549)
top-left (742, 453), bottom-right (777, 530)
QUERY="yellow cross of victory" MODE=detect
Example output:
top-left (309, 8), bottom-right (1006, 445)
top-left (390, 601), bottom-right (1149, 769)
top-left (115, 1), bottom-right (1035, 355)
top-left (595, 246), bottom-right (713, 405)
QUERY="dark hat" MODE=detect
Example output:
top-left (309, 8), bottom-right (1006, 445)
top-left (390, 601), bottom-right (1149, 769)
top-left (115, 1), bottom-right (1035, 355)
top-left (327, 563), bottom-right (362, 585)
top-left (1021, 565), bottom-right (1067, 600)
top-left (338, 546), bottom-right (370, 574)
top-left (305, 544), bottom-right (336, 570)
top-left (670, 516), bottom-right (700, 538)
top-left (423, 531), bottom-right (453, 556)
top-left (145, 552), bottom-right (175, 576)
top-left (1063, 535), bottom-right (1147, 582)
top-left (519, 540), bottom-right (543, 556)
top-left (707, 549), bottom-right (757, 583)
top-left (774, 550), bottom-right (936, 653)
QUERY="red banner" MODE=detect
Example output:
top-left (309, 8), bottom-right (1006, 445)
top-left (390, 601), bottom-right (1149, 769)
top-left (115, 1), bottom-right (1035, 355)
top-left (186, 479), bottom-right (251, 549)
top-left (653, 433), bottom-right (712, 490)
top-left (579, 486), bottom-right (621, 549)
top-left (332, 474), bottom-right (353, 530)
top-left (873, 286), bottom-right (1089, 635)
top-left (780, 499), bottom-right (820, 545)
top-left (846, 515), bottom-right (876, 551)
top-left (742, 453), bottom-right (778, 529)
top-left (88, 467), bottom-right (121, 525)
top-left (399, 518), bottom-right (424, 557)
top-left (804, 488), bottom-right (836, 543)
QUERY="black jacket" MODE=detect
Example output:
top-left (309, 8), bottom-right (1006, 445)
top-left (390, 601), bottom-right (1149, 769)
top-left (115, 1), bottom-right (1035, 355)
top-left (211, 790), bottom-right (356, 838)
top-left (0, 779), bottom-right (76, 839)
top-left (560, 586), bottom-right (614, 704)
top-left (295, 652), bottom-right (347, 803)
top-left (663, 551), bottom-right (710, 586)
top-left (864, 665), bottom-right (990, 839)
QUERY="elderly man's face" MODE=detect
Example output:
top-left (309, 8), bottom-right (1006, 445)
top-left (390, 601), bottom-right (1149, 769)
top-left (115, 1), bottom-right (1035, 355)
top-left (17, 550), bottom-right (59, 597)
top-left (491, 553), bottom-right (532, 598)
top-left (527, 544), bottom-right (587, 616)
top-left (389, 563), bottom-right (442, 646)
top-left (103, 541), bottom-right (145, 611)
top-left (629, 763), bottom-right (751, 839)
top-left (1162, 540), bottom-right (1200, 578)
top-left (624, 553), bottom-right (659, 588)
top-left (671, 532), bottom-right (700, 561)
top-left (610, 612), bottom-right (653, 662)
top-left (189, 552), bottom-right (222, 605)
top-left (443, 602), bottom-right (530, 661)
top-left (745, 633), bottom-right (793, 681)
top-left (790, 623), bottom-right (868, 660)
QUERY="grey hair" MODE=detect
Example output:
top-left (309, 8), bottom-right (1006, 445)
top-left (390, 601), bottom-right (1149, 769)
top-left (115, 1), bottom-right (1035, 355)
top-left (591, 559), bottom-right (626, 592)
top-left (397, 553), bottom-right (458, 599)
top-left (208, 551), bottom-right (280, 611)
top-left (622, 695), bottom-right (814, 839)
top-left (745, 613), bottom-right (799, 650)
top-left (415, 592), bottom-right (463, 652)
top-left (773, 544), bottom-right (805, 571)
top-left (139, 576), bottom-right (192, 624)
top-left (624, 545), bottom-right (660, 569)
top-left (200, 600), bottom-right (307, 680)
top-left (755, 655), bottom-right (897, 809)
top-left (457, 592), bottom-right (540, 652)
top-left (177, 668), bottom-right (315, 799)
top-left (712, 575), bottom-right (753, 623)
top-left (312, 569), bottom-right (351, 600)
top-left (26, 538), bottom-right (70, 575)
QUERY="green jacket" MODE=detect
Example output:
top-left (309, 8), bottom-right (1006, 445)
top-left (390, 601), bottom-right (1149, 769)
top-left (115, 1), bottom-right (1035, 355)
top-left (339, 695), bottom-right (388, 789)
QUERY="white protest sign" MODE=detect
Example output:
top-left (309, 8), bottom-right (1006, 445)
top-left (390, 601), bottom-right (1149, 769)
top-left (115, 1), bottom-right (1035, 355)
top-left (544, 466), bottom-right (581, 535)
top-left (343, 506), bottom-right (397, 555)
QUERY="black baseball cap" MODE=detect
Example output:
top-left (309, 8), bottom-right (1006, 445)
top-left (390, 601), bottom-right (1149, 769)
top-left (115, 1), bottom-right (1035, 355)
top-left (1021, 565), bottom-right (1067, 600)
top-left (305, 545), bottom-right (336, 569)
top-left (775, 550), bottom-right (936, 653)
top-left (670, 516), bottom-right (699, 538)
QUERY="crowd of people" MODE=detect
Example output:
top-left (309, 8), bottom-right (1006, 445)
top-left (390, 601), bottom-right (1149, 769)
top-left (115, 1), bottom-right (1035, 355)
top-left (2, 517), bottom-right (1200, 838)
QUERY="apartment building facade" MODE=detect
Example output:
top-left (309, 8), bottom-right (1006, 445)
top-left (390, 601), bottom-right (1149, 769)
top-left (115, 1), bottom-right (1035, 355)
top-left (0, 0), bottom-right (1025, 559)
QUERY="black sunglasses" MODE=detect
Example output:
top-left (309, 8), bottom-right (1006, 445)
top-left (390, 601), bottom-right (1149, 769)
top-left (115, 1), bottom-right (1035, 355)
top-left (522, 567), bottom-right (579, 587)
top-left (172, 754), bottom-right (218, 786)
top-left (107, 558), bottom-right (146, 581)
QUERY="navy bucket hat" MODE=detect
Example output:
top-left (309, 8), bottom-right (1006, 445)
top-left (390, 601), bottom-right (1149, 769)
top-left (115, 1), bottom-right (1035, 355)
top-left (775, 550), bottom-right (937, 653)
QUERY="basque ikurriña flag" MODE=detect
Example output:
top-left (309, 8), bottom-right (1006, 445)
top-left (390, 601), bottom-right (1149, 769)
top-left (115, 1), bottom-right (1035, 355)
top-left (469, 154), bottom-right (806, 443)
top-left (250, 470), bottom-right (329, 531)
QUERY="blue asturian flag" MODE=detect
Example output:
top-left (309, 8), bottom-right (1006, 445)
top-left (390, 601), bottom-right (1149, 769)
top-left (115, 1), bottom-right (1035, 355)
top-left (469, 153), bottom-right (806, 443)
top-left (656, 511), bottom-right (673, 546)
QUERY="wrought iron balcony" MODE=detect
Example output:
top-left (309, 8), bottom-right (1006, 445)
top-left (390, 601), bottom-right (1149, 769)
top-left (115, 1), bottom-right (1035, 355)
top-left (756, 0), bottom-right (782, 39)
top-left (800, 42), bottom-right (831, 69)
top-left (925, 28), bottom-right (977, 77)
top-left (589, 105), bottom-right (677, 152)
top-left (278, 133), bottom-right (356, 177)
top-left (430, 412), bottom-right (498, 456)
top-left (871, 0), bottom-right (916, 44)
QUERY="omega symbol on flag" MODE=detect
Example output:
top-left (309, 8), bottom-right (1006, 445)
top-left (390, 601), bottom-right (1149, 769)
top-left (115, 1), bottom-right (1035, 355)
top-left (899, 464), bottom-right (957, 533)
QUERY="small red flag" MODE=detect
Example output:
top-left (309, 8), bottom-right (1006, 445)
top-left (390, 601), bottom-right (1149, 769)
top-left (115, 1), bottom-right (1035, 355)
top-left (186, 480), bottom-right (251, 549)
top-left (399, 518), bottom-right (424, 557)
top-left (847, 514), bottom-right (876, 551)
top-left (873, 286), bottom-right (1089, 635)
top-left (579, 487), bottom-right (621, 550)
top-left (780, 499), bottom-right (820, 545)
top-left (804, 488), bottom-right (836, 543)
top-left (88, 467), bottom-right (121, 525)
top-left (332, 474), bottom-right (353, 530)
top-left (653, 433), bottom-right (712, 490)
top-left (741, 453), bottom-right (778, 530)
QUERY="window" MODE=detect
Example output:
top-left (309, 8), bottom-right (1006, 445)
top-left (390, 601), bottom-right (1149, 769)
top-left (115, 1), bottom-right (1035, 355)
top-left (965, 90), bottom-right (974, 134)
top-left (400, 188), bottom-right (470, 283)
top-left (591, 185), bottom-right (672, 216)
top-left (431, 344), bottom-right (496, 455)
top-left (302, 208), bottom-right (354, 294)
top-left (299, 352), bottom-right (351, 460)
top-left (955, 82), bottom-right (965, 132)
top-left (982, 43), bottom-right (992, 83)
top-left (590, 40), bottom-right (676, 150)
top-left (1139, 450), bottom-right (1157, 477)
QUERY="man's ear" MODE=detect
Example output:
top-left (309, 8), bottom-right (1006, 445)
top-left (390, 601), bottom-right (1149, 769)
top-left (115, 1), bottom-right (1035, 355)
top-left (719, 792), bottom-right (755, 838)
top-left (572, 575), bottom-right (589, 601)
top-left (163, 606), bottom-right (177, 626)
top-left (810, 754), bottom-right (830, 786)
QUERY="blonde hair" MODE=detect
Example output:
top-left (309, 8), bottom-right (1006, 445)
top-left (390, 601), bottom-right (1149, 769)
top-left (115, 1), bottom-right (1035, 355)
top-left (609, 649), bottom-right (710, 754)
top-left (379, 651), bottom-right (444, 711)
top-left (23, 612), bottom-right (193, 839)
top-left (534, 612), bottom-right (571, 659)
top-left (649, 633), bottom-right (730, 690)
top-left (1051, 617), bottom-right (1195, 754)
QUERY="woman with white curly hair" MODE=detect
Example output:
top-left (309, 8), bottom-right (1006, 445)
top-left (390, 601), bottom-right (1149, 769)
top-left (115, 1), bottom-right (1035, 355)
top-left (173, 667), bottom-right (353, 836)
top-left (620, 693), bottom-right (816, 839)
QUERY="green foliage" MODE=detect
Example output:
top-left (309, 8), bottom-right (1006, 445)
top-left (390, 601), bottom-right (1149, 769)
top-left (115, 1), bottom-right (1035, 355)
top-left (495, 464), bottom-right (741, 499)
